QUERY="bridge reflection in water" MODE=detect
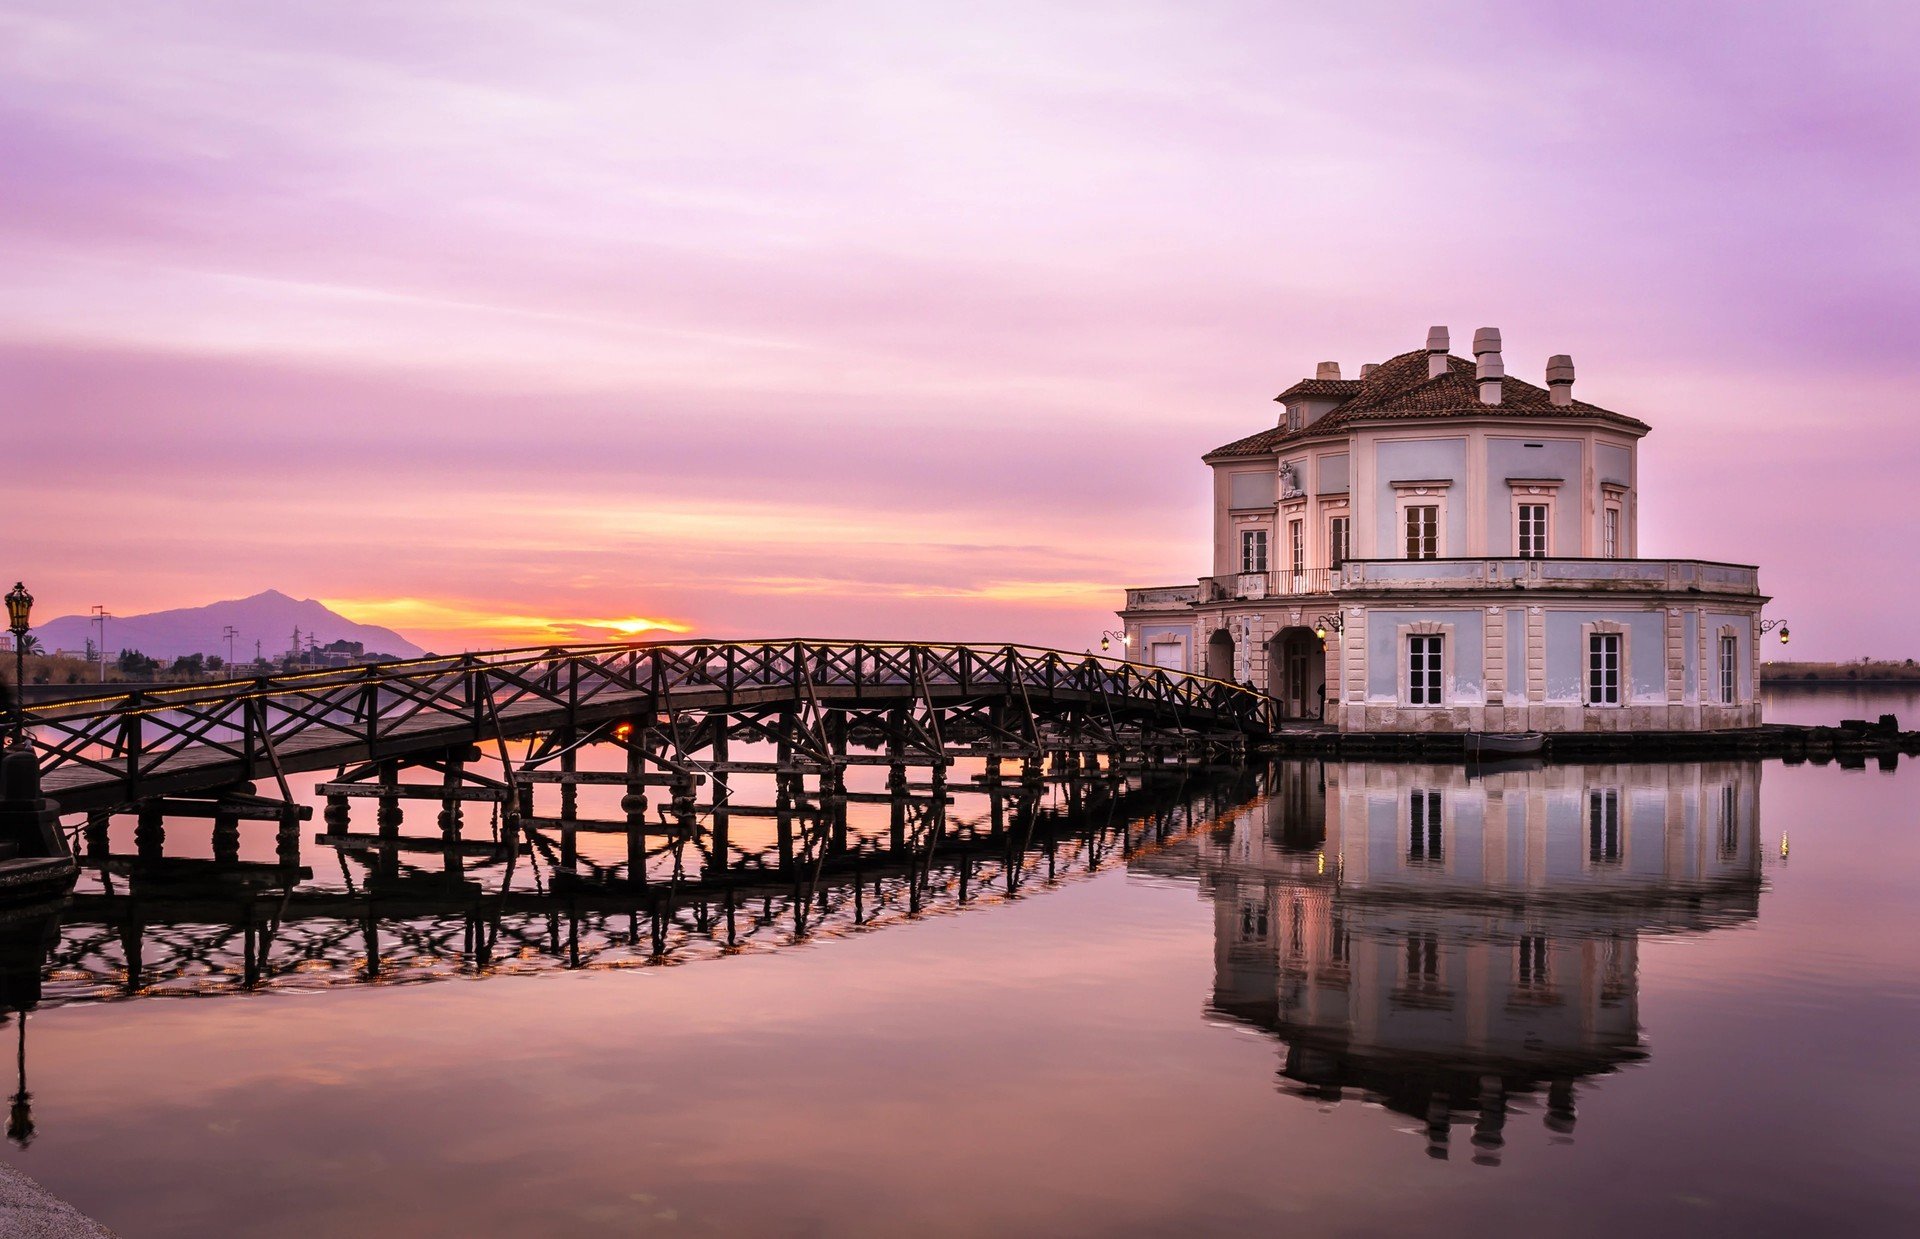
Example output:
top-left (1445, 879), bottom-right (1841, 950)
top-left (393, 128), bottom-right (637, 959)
top-left (1141, 759), bottom-right (1765, 1163)
top-left (0, 758), bottom-right (1765, 1160)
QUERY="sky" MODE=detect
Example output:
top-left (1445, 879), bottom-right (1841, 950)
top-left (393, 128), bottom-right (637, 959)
top-left (3, 0), bottom-right (1916, 658)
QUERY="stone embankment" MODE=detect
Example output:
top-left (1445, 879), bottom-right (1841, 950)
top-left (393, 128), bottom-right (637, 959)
top-left (0, 1161), bottom-right (116, 1237)
top-left (1262, 716), bottom-right (1920, 765)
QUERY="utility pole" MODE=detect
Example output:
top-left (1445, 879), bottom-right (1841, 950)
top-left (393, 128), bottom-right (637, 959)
top-left (90, 606), bottom-right (110, 682)
top-left (223, 625), bottom-right (238, 671)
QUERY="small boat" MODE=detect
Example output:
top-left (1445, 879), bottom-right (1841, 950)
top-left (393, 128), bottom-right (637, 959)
top-left (1465, 731), bottom-right (1545, 759)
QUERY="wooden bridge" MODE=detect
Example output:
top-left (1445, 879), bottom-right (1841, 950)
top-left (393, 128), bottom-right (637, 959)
top-left (20, 640), bottom-right (1277, 815)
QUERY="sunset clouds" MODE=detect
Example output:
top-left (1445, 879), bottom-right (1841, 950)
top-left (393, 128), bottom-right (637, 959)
top-left (5, 1), bottom-right (1916, 657)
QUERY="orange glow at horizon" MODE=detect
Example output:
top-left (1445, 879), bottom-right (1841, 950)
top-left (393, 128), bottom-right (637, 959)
top-left (320, 596), bottom-right (692, 652)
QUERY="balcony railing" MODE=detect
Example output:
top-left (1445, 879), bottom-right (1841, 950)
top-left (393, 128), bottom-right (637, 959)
top-left (1124, 584), bottom-right (1202, 610)
top-left (1338, 557), bottom-right (1761, 595)
top-left (1200, 568), bottom-right (1338, 602)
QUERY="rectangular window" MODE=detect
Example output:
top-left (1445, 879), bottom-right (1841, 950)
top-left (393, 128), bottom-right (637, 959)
top-left (1588, 633), bottom-right (1621, 705)
top-left (1589, 788), bottom-right (1621, 863)
top-left (1404, 932), bottom-right (1442, 990)
top-left (1408, 789), bottom-right (1443, 863)
top-left (1240, 529), bottom-right (1268, 574)
top-left (1719, 635), bottom-right (1738, 704)
top-left (1405, 505), bottom-right (1438, 559)
top-left (1517, 503), bottom-right (1549, 558)
top-left (1408, 634), bottom-right (1443, 705)
top-left (1287, 406), bottom-right (1302, 432)
top-left (1517, 934), bottom-right (1550, 991)
top-left (1328, 515), bottom-right (1349, 568)
top-left (1289, 519), bottom-right (1304, 573)
top-left (1604, 506), bottom-right (1621, 558)
top-left (1329, 915), bottom-right (1350, 967)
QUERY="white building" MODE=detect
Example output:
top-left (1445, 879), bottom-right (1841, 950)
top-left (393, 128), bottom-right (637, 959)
top-left (1118, 327), bottom-right (1774, 733)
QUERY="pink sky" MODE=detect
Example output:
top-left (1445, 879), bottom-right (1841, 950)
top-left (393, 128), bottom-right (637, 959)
top-left (4, 1), bottom-right (1916, 657)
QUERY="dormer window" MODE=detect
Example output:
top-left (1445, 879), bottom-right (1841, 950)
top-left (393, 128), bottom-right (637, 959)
top-left (1286, 405), bottom-right (1303, 432)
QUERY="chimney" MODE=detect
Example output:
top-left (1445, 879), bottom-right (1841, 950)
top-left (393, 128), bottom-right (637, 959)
top-left (1546, 354), bottom-right (1575, 406)
top-left (1315, 361), bottom-right (1342, 380)
top-left (1426, 326), bottom-right (1449, 379)
top-left (1473, 327), bottom-right (1504, 404)
top-left (1360, 362), bottom-right (1380, 378)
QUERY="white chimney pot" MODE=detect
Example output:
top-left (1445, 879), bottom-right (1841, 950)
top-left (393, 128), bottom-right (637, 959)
top-left (1546, 354), bottom-right (1575, 406)
top-left (1474, 327), bottom-right (1503, 404)
top-left (1426, 326), bottom-right (1449, 378)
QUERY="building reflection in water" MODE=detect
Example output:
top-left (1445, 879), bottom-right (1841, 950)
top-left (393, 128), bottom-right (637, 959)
top-left (1149, 760), bottom-right (1764, 1163)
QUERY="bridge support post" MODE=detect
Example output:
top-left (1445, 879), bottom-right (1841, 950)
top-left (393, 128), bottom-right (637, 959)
top-left (376, 761), bottom-right (402, 837)
top-left (84, 810), bottom-right (110, 863)
top-left (323, 793), bottom-right (350, 837)
top-left (276, 805), bottom-right (302, 868)
top-left (623, 739), bottom-right (649, 885)
top-left (437, 750), bottom-right (465, 842)
top-left (212, 806), bottom-right (240, 864)
top-left (135, 802), bottom-right (164, 861)
top-left (708, 722), bottom-right (730, 879)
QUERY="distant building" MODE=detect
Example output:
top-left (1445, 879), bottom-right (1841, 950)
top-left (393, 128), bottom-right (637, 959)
top-left (1118, 326), bottom-right (1772, 733)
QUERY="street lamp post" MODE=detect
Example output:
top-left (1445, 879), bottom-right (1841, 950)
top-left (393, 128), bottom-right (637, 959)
top-left (5, 583), bottom-right (31, 746)
top-left (91, 605), bottom-right (110, 683)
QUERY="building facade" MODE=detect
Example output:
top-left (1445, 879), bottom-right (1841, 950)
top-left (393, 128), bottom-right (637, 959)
top-left (1118, 327), bottom-right (1773, 732)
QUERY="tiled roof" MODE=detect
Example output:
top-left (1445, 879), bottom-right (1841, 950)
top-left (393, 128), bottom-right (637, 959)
top-left (1208, 348), bottom-right (1650, 460)
top-left (1272, 377), bottom-right (1363, 401)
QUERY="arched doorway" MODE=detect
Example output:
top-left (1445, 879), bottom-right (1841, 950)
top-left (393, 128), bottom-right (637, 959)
top-left (1267, 627), bottom-right (1328, 719)
top-left (1206, 628), bottom-right (1236, 682)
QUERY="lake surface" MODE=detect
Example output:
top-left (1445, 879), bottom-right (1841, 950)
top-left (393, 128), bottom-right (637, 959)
top-left (2, 687), bottom-right (1916, 1237)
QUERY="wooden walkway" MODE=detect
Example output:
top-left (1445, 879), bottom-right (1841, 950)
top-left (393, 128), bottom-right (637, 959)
top-left (22, 640), bottom-right (1276, 813)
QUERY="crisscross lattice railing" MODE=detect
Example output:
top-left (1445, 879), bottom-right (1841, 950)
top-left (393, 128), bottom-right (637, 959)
top-left (23, 640), bottom-right (1275, 802)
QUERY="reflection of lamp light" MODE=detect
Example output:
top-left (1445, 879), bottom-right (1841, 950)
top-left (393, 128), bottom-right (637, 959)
top-left (6, 1013), bottom-right (31, 1148)
top-left (612, 721), bottom-right (634, 741)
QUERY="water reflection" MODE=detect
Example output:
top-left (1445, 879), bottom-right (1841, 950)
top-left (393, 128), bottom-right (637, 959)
top-left (1144, 760), bottom-right (1765, 1162)
top-left (0, 758), bottom-right (1772, 1169)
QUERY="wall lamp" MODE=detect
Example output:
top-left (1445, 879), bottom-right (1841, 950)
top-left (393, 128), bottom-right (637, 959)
top-left (1759, 618), bottom-right (1790, 645)
top-left (1099, 629), bottom-right (1130, 653)
top-left (1313, 613), bottom-right (1344, 640)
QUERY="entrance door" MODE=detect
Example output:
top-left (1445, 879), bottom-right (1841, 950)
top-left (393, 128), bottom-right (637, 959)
top-left (1268, 627), bottom-right (1328, 720)
top-left (1151, 642), bottom-right (1185, 672)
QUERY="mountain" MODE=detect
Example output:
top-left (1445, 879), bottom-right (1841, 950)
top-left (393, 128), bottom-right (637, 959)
top-left (31, 590), bottom-right (427, 662)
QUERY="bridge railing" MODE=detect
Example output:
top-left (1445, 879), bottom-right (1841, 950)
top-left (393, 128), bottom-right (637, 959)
top-left (22, 640), bottom-right (1276, 796)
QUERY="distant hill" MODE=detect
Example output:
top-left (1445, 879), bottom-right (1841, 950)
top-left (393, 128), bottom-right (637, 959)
top-left (31, 590), bottom-right (427, 662)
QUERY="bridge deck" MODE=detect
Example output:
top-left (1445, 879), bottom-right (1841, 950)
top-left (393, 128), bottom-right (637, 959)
top-left (24, 640), bottom-right (1274, 813)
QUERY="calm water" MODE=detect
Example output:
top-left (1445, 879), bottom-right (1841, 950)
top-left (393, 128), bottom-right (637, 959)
top-left (2, 687), bottom-right (1917, 1237)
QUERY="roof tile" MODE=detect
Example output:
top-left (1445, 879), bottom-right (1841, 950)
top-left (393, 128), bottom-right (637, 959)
top-left (1208, 348), bottom-right (1648, 459)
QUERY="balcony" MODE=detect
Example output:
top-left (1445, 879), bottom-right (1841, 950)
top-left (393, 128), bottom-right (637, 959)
top-left (1200, 568), bottom-right (1338, 603)
top-left (1124, 584), bottom-right (1202, 610)
top-left (1337, 557), bottom-right (1761, 596)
